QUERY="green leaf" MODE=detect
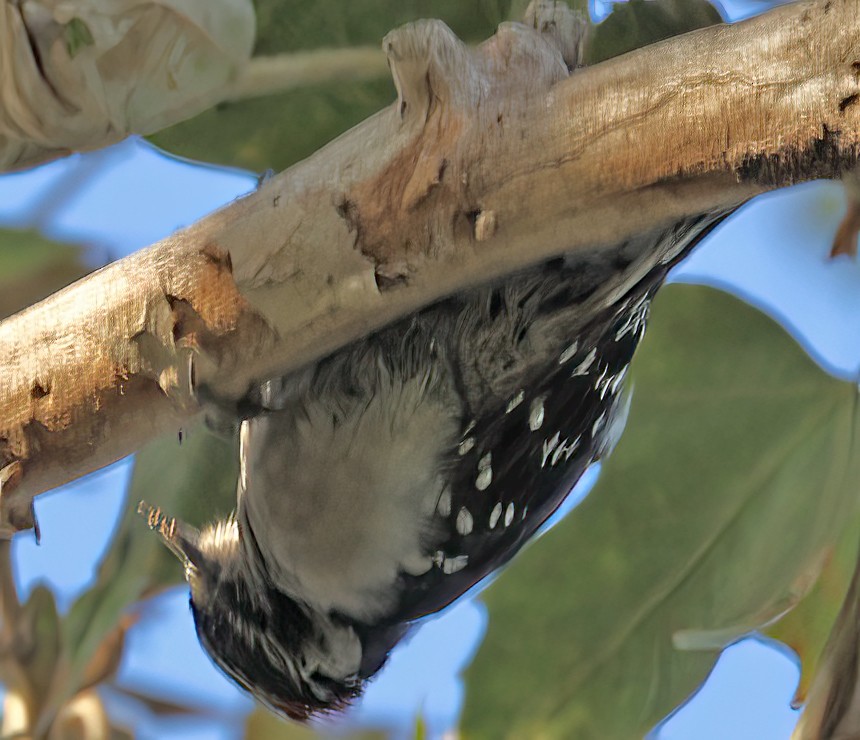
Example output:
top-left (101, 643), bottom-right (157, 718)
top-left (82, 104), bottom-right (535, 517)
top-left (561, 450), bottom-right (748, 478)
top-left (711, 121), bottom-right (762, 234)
top-left (253, 0), bottom-right (515, 54)
top-left (19, 585), bottom-right (62, 699)
top-left (586, 0), bottom-right (723, 64)
top-left (462, 285), bottom-right (860, 739)
top-left (64, 18), bottom-right (95, 59)
top-left (151, 78), bottom-right (396, 173)
top-left (57, 424), bottom-right (238, 710)
top-left (0, 229), bottom-right (88, 319)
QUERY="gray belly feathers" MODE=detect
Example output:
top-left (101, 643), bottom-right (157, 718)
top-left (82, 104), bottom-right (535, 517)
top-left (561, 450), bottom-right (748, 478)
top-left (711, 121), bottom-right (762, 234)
top-left (241, 370), bottom-right (460, 621)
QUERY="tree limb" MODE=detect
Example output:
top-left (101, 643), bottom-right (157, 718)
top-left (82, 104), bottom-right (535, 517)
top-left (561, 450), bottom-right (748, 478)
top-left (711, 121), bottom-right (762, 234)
top-left (2, 0), bottom-right (859, 531)
top-left (224, 48), bottom-right (389, 101)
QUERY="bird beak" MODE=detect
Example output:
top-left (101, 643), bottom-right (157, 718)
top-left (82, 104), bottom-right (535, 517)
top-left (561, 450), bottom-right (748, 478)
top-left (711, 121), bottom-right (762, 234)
top-left (137, 501), bottom-right (204, 576)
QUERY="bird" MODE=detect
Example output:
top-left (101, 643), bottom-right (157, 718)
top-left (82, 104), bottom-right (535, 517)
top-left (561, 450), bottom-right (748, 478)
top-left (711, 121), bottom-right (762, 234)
top-left (140, 212), bottom-right (726, 721)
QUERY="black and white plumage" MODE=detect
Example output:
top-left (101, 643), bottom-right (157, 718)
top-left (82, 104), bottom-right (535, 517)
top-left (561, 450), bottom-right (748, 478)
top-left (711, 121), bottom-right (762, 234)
top-left (141, 214), bottom-right (726, 720)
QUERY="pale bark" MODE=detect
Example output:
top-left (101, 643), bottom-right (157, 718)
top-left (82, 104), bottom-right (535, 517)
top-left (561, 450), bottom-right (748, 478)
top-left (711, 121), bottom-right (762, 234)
top-left (2, 0), bottom-right (860, 531)
top-left (0, 0), bottom-right (254, 171)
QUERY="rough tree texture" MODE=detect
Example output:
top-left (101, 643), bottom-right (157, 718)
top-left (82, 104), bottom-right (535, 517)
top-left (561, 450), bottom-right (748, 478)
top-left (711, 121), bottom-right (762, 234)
top-left (2, 0), bottom-right (860, 532)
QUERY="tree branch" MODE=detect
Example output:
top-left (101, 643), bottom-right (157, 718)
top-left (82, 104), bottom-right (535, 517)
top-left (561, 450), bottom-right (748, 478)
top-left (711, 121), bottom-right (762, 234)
top-left (2, 0), bottom-right (859, 530)
top-left (224, 48), bottom-right (389, 101)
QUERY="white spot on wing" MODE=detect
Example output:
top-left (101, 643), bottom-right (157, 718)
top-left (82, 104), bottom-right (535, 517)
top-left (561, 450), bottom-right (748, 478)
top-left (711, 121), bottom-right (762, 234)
top-left (559, 340), bottom-right (579, 364)
top-left (594, 364), bottom-right (608, 393)
top-left (551, 439), bottom-right (568, 466)
top-left (610, 367), bottom-right (628, 395)
top-left (598, 374), bottom-right (614, 400)
top-left (571, 348), bottom-right (596, 376)
top-left (456, 507), bottom-right (474, 535)
top-left (489, 502), bottom-right (502, 529)
top-left (443, 555), bottom-right (468, 574)
top-left (459, 437), bottom-right (475, 456)
top-left (506, 390), bottom-right (525, 413)
top-left (529, 396), bottom-right (546, 431)
top-left (564, 435), bottom-right (581, 461)
top-left (615, 298), bottom-right (649, 341)
top-left (549, 434), bottom-right (582, 467)
top-left (541, 431), bottom-right (560, 467)
top-left (504, 503), bottom-right (515, 527)
top-left (476, 452), bottom-right (493, 490)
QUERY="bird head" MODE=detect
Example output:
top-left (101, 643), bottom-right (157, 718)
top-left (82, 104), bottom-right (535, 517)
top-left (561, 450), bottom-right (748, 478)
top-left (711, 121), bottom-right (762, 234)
top-left (137, 501), bottom-right (364, 720)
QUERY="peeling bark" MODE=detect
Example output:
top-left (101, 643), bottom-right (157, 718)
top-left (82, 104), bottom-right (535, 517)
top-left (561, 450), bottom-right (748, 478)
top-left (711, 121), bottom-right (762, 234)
top-left (2, 0), bottom-right (860, 528)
